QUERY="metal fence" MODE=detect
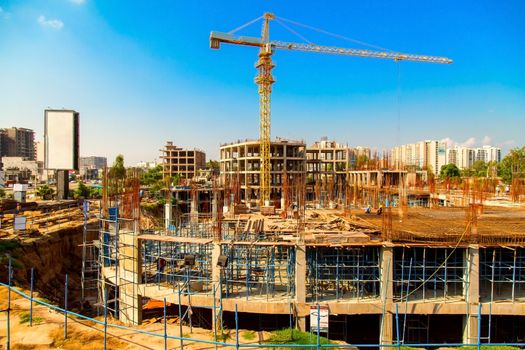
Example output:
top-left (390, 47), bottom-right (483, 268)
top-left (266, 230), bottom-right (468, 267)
top-left (2, 258), bottom-right (525, 350)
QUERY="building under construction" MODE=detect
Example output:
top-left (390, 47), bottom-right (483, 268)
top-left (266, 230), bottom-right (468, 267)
top-left (81, 169), bottom-right (525, 347)
top-left (219, 138), bottom-right (306, 206)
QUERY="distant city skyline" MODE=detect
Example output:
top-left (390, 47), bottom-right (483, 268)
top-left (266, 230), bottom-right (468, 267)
top-left (1, 1), bottom-right (524, 163)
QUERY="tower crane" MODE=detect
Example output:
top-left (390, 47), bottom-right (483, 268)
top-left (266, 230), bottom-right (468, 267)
top-left (210, 13), bottom-right (452, 206)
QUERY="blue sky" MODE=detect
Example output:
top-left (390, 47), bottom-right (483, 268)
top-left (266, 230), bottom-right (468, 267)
top-left (1, 0), bottom-right (524, 164)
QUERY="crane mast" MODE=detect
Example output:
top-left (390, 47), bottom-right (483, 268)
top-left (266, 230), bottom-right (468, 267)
top-left (255, 13), bottom-right (275, 206)
top-left (210, 13), bottom-right (452, 207)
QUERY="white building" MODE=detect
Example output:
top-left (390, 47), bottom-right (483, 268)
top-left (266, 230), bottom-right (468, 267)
top-left (136, 160), bottom-right (159, 169)
top-left (455, 146), bottom-right (476, 169)
top-left (446, 145), bottom-right (502, 170)
top-left (391, 140), bottom-right (446, 174)
top-left (475, 145), bottom-right (501, 163)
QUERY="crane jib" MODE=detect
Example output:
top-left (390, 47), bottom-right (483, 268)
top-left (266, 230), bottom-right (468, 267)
top-left (209, 31), bottom-right (452, 64)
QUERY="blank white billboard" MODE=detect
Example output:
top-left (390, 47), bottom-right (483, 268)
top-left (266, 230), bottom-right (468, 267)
top-left (44, 110), bottom-right (79, 170)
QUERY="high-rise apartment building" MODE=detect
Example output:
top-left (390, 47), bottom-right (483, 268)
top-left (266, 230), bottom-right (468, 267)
top-left (425, 140), bottom-right (447, 174)
top-left (455, 146), bottom-right (475, 169)
top-left (446, 145), bottom-right (501, 170)
top-left (0, 127), bottom-right (35, 160)
top-left (475, 145), bottom-right (501, 163)
top-left (391, 140), bottom-right (446, 174)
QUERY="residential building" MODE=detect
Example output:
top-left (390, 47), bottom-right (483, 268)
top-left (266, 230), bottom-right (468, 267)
top-left (1, 156), bottom-right (43, 183)
top-left (79, 156), bottom-right (108, 179)
top-left (475, 145), bottom-right (501, 163)
top-left (136, 160), bottom-right (159, 169)
top-left (0, 127), bottom-right (35, 160)
top-left (391, 140), bottom-right (446, 174)
top-left (454, 146), bottom-right (475, 169)
top-left (160, 142), bottom-right (206, 180)
top-left (446, 145), bottom-right (501, 170)
top-left (426, 140), bottom-right (447, 174)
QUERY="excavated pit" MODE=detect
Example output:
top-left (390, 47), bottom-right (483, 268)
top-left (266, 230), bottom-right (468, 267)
top-left (0, 224), bottom-right (95, 310)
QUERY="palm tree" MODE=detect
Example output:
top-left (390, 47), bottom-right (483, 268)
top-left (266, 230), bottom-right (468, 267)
top-left (36, 185), bottom-right (55, 200)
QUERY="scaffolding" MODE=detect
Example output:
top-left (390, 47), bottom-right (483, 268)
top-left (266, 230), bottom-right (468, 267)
top-left (480, 247), bottom-right (525, 302)
top-left (80, 200), bottom-right (101, 304)
top-left (306, 246), bottom-right (381, 302)
top-left (97, 209), bottom-right (120, 318)
top-left (221, 243), bottom-right (295, 300)
top-left (393, 247), bottom-right (465, 301)
top-left (141, 237), bottom-right (213, 294)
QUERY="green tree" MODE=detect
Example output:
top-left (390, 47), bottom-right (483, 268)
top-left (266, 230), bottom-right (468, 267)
top-left (172, 174), bottom-right (181, 186)
top-left (140, 165), bottom-right (163, 186)
top-left (206, 160), bottom-right (220, 171)
top-left (36, 185), bottom-right (55, 199)
top-left (0, 188), bottom-right (5, 199)
top-left (498, 146), bottom-right (525, 184)
top-left (461, 168), bottom-right (474, 177)
top-left (472, 160), bottom-right (488, 177)
top-left (440, 163), bottom-right (461, 179)
top-left (109, 154), bottom-right (126, 179)
top-left (90, 187), bottom-right (102, 199)
top-left (74, 181), bottom-right (91, 199)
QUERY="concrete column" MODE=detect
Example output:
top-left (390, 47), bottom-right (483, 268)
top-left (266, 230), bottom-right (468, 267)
top-left (212, 194), bottom-right (218, 221)
top-left (211, 242), bottom-right (222, 330)
top-left (463, 244), bottom-right (480, 344)
top-left (295, 242), bottom-right (307, 331)
top-left (164, 203), bottom-right (172, 231)
top-left (380, 245), bottom-right (394, 345)
top-left (56, 170), bottom-right (69, 200)
top-left (191, 192), bottom-right (198, 223)
top-left (118, 231), bottom-right (143, 325)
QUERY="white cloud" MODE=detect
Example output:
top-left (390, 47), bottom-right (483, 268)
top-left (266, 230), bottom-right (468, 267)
top-left (498, 140), bottom-right (516, 147)
top-left (37, 15), bottom-right (64, 30)
top-left (440, 137), bottom-right (455, 148)
top-left (441, 136), bottom-right (497, 148)
top-left (69, 0), bottom-right (86, 4)
top-left (460, 137), bottom-right (477, 147)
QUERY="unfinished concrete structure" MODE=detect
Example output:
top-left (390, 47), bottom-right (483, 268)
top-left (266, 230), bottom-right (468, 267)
top-left (346, 170), bottom-right (430, 208)
top-left (160, 141), bottom-right (206, 180)
top-left (85, 168), bottom-right (525, 347)
top-left (306, 139), bottom-right (348, 204)
top-left (306, 140), bottom-right (376, 205)
top-left (219, 138), bottom-right (306, 205)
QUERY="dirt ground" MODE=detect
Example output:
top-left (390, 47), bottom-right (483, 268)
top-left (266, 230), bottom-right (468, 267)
top-left (0, 286), bottom-right (270, 349)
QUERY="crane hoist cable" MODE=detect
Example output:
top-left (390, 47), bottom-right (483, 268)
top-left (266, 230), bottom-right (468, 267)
top-left (228, 15), bottom-right (264, 35)
top-left (274, 18), bottom-right (312, 44)
top-left (277, 15), bottom-right (393, 52)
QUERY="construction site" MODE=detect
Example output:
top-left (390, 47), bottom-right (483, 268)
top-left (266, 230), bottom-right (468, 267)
top-left (1, 10), bottom-right (525, 350)
top-left (2, 162), bottom-right (525, 348)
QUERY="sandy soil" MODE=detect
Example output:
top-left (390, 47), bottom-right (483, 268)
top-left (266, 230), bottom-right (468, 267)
top-left (0, 286), bottom-right (269, 349)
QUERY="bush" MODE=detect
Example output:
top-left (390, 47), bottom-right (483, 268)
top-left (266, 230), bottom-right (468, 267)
top-left (19, 311), bottom-right (43, 325)
top-left (265, 328), bottom-right (331, 349)
top-left (242, 330), bottom-right (256, 341)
